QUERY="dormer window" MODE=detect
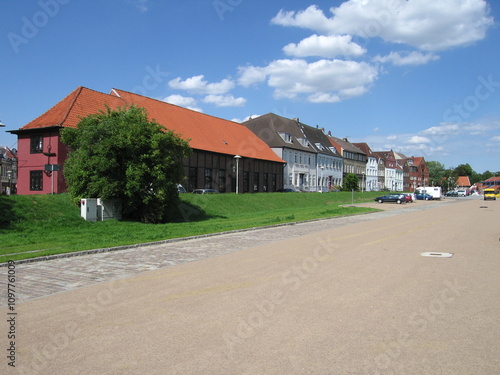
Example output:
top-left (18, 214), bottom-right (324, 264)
top-left (298, 138), bottom-right (309, 147)
top-left (279, 132), bottom-right (293, 143)
top-left (315, 142), bottom-right (325, 151)
top-left (329, 147), bottom-right (337, 154)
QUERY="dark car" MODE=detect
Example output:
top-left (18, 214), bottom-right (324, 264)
top-left (277, 188), bottom-right (298, 192)
top-left (192, 189), bottom-right (219, 194)
top-left (374, 194), bottom-right (407, 204)
top-left (445, 191), bottom-right (458, 197)
top-left (415, 193), bottom-right (432, 200)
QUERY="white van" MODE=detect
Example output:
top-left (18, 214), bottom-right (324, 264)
top-left (415, 186), bottom-right (442, 200)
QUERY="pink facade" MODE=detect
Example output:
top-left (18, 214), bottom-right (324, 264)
top-left (16, 128), bottom-right (69, 195)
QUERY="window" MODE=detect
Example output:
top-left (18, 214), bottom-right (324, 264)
top-left (30, 170), bottom-right (43, 191)
top-left (218, 169), bottom-right (226, 192)
top-left (30, 135), bottom-right (43, 154)
top-left (204, 168), bottom-right (212, 189)
top-left (279, 132), bottom-right (293, 143)
top-left (263, 173), bottom-right (268, 192)
top-left (253, 172), bottom-right (259, 192)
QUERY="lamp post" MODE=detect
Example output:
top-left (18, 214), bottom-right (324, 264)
top-left (234, 155), bottom-right (241, 194)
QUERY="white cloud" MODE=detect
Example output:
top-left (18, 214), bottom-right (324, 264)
top-left (283, 34), bottom-right (366, 58)
top-left (374, 51), bottom-right (440, 66)
top-left (232, 114), bottom-right (261, 123)
top-left (162, 95), bottom-right (203, 112)
top-left (168, 75), bottom-right (235, 95)
top-left (491, 136), bottom-right (500, 142)
top-left (272, 1), bottom-right (493, 51)
top-left (406, 136), bottom-right (431, 144)
top-left (202, 94), bottom-right (247, 107)
top-left (238, 58), bottom-right (378, 103)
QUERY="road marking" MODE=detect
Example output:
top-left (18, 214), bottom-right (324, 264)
top-left (421, 252), bottom-right (454, 258)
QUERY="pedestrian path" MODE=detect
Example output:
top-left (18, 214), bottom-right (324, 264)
top-left (0, 200), bottom-right (452, 306)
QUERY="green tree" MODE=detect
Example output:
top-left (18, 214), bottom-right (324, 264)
top-left (454, 163), bottom-right (473, 177)
top-left (61, 106), bottom-right (191, 223)
top-left (427, 161), bottom-right (447, 187)
top-left (342, 173), bottom-right (359, 191)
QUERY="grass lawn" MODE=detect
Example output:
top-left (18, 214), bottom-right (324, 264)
top-left (0, 192), bottom-right (382, 263)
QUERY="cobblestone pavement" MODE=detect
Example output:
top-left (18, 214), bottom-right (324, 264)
top-left (0, 200), bottom-right (456, 306)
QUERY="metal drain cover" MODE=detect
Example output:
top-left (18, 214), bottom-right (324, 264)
top-left (421, 252), bottom-right (454, 258)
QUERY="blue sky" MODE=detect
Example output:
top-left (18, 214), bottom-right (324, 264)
top-left (1, 0), bottom-right (499, 173)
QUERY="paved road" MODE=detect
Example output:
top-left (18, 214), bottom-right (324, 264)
top-left (1, 197), bottom-right (499, 374)
top-left (0, 199), bottom-right (446, 306)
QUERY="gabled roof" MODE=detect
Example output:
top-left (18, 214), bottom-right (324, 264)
top-left (328, 136), bottom-right (365, 155)
top-left (18, 87), bottom-right (127, 130)
top-left (243, 113), bottom-right (315, 153)
top-left (353, 142), bottom-right (374, 157)
top-left (298, 123), bottom-right (339, 157)
top-left (457, 176), bottom-right (471, 187)
top-left (13, 87), bottom-right (284, 163)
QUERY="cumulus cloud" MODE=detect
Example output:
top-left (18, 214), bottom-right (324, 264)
top-left (491, 136), bottom-right (500, 142)
top-left (168, 75), bottom-right (235, 95)
top-left (373, 51), bottom-right (440, 66)
top-left (283, 34), bottom-right (366, 58)
top-left (238, 58), bottom-right (378, 103)
top-left (162, 95), bottom-right (203, 112)
top-left (202, 94), bottom-right (247, 107)
top-left (272, 0), bottom-right (493, 51)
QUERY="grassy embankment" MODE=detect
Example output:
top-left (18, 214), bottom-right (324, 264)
top-left (0, 192), bottom-right (382, 263)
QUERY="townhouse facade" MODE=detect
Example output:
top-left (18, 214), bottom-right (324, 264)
top-left (244, 113), bottom-right (343, 192)
top-left (353, 143), bottom-right (378, 191)
top-left (328, 136), bottom-right (366, 188)
top-left (0, 146), bottom-right (17, 195)
top-left (9, 87), bottom-right (285, 195)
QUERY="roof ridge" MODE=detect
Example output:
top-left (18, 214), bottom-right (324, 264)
top-left (112, 88), bottom-right (244, 126)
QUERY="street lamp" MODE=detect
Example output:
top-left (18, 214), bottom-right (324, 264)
top-left (7, 170), bottom-right (12, 195)
top-left (234, 155), bottom-right (241, 194)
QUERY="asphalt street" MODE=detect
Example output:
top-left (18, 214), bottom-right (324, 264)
top-left (0, 197), bottom-right (498, 374)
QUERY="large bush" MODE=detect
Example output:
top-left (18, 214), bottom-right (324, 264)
top-left (61, 105), bottom-right (191, 223)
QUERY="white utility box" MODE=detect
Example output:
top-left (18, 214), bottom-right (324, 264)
top-left (80, 198), bottom-right (98, 222)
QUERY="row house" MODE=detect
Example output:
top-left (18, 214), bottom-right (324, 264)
top-left (9, 87), bottom-right (285, 195)
top-left (0, 146), bottom-right (17, 195)
top-left (402, 156), bottom-right (429, 190)
top-left (373, 151), bottom-right (404, 191)
top-left (353, 143), bottom-right (377, 192)
top-left (328, 136), bottom-right (367, 187)
top-left (244, 113), bottom-right (343, 192)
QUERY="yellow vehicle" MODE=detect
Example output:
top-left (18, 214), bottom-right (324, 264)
top-left (483, 188), bottom-right (497, 200)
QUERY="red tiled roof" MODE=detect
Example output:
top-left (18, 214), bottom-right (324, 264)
top-left (112, 89), bottom-right (283, 162)
top-left (457, 176), bottom-right (471, 187)
top-left (17, 87), bottom-right (284, 163)
top-left (21, 87), bottom-right (127, 130)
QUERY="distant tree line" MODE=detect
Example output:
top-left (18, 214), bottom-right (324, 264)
top-left (427, 161), bottom-right (498, 189)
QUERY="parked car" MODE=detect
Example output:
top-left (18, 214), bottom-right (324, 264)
top-left (277, 188), bottom-right (298, 193)
top-left (402, 193), bottom-right (415, 203)
top-left (415, 193), bottom-right (432, 200)
top-left (374, 194), bottom-right (407, 204)
top-left (456, 190), bottom-right (467, 197)
top-left (192, 189), bottom-right (219, 194)
top-left (483, 188), bottom-right (497, 200)
top-left (445, 191), bottom-right (458, 197)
